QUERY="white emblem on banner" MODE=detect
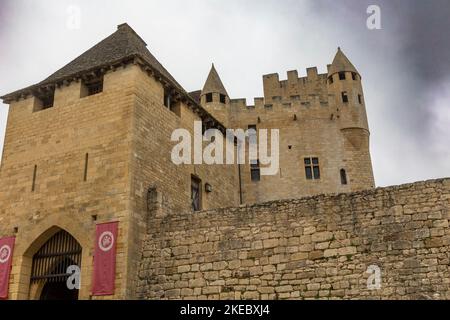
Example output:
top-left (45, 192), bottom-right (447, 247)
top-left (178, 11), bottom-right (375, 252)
top-left (0, 245), bottom-right (11, 264)
top-left (98, 231), bottom-right (114, 252)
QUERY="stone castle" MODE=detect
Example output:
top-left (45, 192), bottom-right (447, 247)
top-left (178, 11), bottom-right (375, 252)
top-left (0, 24), bottom-right (448, 300)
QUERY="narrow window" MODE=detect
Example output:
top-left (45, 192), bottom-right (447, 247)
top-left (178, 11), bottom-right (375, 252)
top-left (34, 89), bottom-right (55, 112)
top-left (31, 165), bottom-right (37, 192)
top-left (358, 94), bottom-right (362, 104)
top-left (164, 88), bottom-right (172, 108)
top-left (206, 93), bottom-right (213, 103)
top-left (328, 76), bottom-right (334, 84)
top-left (84, 153), bottom-right (89, 181)
top-left (191, 176), bottom-right (202, 211)
top-left (304, 157), bottom-right (320, 180)
top-left (81, 76), bottom-right (104, 97)
top-left (352, 72), bottom-right (357, 80)
top-left (339, 72), bottom-right (346, 80)
top-left (219, 94), bottom-right (226, 104)
top-left (250, 160), bottom-right (261, 182)
top-left (313, 159), bottom-right (320, 179)
top-left (341, 91), bottom-right (349, 103)
top-left (340, 169), bottom-right (348, 185)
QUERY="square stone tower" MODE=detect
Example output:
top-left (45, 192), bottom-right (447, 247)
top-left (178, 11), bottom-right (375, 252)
top-left (0, 23), bottom-right (238, 299)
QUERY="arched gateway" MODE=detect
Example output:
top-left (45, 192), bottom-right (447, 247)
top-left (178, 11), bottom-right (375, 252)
top-left (29, 230), bottom-right (82, 300)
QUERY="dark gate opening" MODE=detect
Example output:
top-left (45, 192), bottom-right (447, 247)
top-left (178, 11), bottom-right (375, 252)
top-left (30, 230), bottom-right (82, 300)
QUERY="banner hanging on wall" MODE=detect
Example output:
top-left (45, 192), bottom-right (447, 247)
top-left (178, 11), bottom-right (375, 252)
top-left (92, 222), bottom-right (118, 296)
top-left (0, 236), bottom-right (15, 299)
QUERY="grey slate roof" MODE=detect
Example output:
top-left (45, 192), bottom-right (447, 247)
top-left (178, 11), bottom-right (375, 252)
top-left (201, 64), bottom-right (228, 96)
top-left (1, 23), bottom-right (185, 99)
top-left (328, 47), bottom-right (359, 76)
top-left (1, 23), bottom-right (227, 132)
top-left (188, 90), bottom-right (202, 104)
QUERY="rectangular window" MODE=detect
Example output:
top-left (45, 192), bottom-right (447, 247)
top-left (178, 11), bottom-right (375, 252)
top-left (82, 76), bottom-right (104, 97)
top-left (352, 72), bottom-right (357, 80)
top-left (164, 89), bottom-right (171, 108)
top-left (206, 93), bottom-right (213, 103)
top-left (341, 91), bottom-right (349, 103)
top-left (340, 169), bottom-right (348, 185)
top-left (163, 88), bottom-right (181, 117)
top-left (34, 90), bottom-right (55, 112)
top-left (304, 157), bottom-right (320, 180)
top-left (219, 94), bottom-right (226, 104)
top-left (358, 94), bottom-right (362, 104)
top-left (250, 160), bottom-right (261, 182)
top-left (339, 72), bottom-right (346, 80)
top-left (328, 76), bottom-right (334, 84)
top-left (191, 176), bottom-right (201, 211)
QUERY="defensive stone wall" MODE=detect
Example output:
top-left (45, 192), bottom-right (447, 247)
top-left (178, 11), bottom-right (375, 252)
top-left (137, 178), bottom-right (450, 300)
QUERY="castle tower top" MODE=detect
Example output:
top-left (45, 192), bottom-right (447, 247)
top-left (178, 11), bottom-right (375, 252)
top-left (201, 64), bottom-right (228, 97)
top-left (328, 47), bottom-right (359, 77)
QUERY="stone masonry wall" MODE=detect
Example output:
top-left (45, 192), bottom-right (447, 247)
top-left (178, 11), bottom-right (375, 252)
top-left (137, 178), bottom-right (450, 300)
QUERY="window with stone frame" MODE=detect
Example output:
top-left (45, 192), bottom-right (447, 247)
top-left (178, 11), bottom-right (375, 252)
top-left (304, 157), bottom-right (320, 180)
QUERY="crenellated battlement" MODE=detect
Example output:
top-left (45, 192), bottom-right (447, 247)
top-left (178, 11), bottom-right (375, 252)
top-left (229, 91), bottom-right (333, 113)
top-left (262, 67), bottom-right (329, 103)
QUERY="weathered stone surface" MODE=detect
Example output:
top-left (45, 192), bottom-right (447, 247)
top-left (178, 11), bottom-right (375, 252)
top-left (137, 179), bottom-right (450, 300)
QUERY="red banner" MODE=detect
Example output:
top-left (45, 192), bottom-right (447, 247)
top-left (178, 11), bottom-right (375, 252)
top-left (0, 237), bottom-right (15, 300)
top-left (92, 222), bottom-right (118, 296)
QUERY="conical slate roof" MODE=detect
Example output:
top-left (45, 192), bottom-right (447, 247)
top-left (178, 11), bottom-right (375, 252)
top-left (202, 64), bottom-right (228, 96)
top-left (328, 47), bottom-right (359, 76)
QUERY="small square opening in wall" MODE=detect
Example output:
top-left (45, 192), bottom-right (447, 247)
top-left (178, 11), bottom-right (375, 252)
top-left (164, 89), bottom-right (181, 117)
top-left (339, 72), bottom-right (346, 80)
top-left (206, 93), bottom-right (213, 103)
top-left (81, 76), bottom-right (104, 97)
top-left (219, 94), bottom-right (226, 104)
top-left (33, 89), bottom-right (55, 112)
top-left (341, 91), bottom-right (349, 103)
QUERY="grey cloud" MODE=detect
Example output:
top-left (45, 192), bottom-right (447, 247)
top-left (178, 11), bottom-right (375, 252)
top-left (0, 0), bottom-right (448, 186)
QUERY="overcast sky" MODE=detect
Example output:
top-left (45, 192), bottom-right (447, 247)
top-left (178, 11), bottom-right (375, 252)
top-left (0, 0), bottom-right (449, 187)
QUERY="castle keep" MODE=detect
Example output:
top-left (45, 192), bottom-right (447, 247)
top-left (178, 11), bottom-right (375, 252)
top-left (1, 24), bottom-right (444, 301)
